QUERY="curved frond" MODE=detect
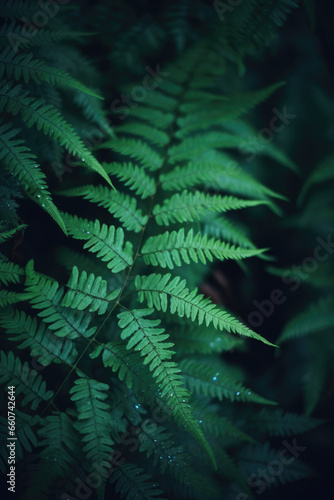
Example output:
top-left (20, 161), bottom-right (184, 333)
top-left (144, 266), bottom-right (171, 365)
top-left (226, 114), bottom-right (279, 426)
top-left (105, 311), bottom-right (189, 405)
top-left (135, 273), bottom-right (275, 346)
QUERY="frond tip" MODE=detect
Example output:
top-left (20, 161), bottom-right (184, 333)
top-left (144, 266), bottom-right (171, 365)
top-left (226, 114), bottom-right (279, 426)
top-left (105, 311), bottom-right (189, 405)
top-left (135, 274), bottom-right (276, 347)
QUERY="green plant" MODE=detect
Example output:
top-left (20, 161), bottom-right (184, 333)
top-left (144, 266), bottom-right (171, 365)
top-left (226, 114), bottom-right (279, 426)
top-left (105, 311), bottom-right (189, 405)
top-left (1, 1), bottom-right (330, 499)
top-left (0, 2), bottom-right (113, 232)
top-left (0, 40), bottom-right (322, 499)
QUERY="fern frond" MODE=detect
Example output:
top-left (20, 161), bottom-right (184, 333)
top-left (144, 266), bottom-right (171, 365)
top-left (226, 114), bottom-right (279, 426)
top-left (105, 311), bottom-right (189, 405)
top-left (100, 137), bottom-right (163, 170)
top-left (135, 273), bottom-right (276, 346)
top-left (138, 423), bottom-right (220, 499)
top-left (90, 341), bottom-right (155, 393)
top-left (0, 308), bottom-right (78, 366)
top-left (153, 191), bottom-right (269, 226)
top-left (141, 228), bottom-right (264, 269)
top-left (38, 412), bottom-right (79, 476)
top-left (70, 376), bottom-right (114, 495)
top-left (278, 296), bottom-right (334, 343)
top-left (62, 266), bottom-right (119, 314)
top-left (59, 186), bottom-right (148, 232)
top-left (0, 47), bottom-right (102, 98)
top-left (165, 0), bottom-right (190, 51)
top-left (117, 308), bottom-right (217, 467)
top-left (115, 123), bottom-right (169, 147)
top-left (110, 463), bottom-right (166, 500)
top-left (0, 121), bottom-right (66, 232)
top-left (103, 162), bottom-right (156, 199)
top-left (249, 408), bottom-right (324, 436)
top-left (61, 214), bottom-right (134, 272)
top-left (142, 90), bottom-right (177, 112)
top-left (202, 215), bottom-right (255, 249)
top-left (74, 91), bottom-right (114, 136)
top-left (24, 260), bottom-right (96, 340)
top-left (0, 350), bottom-right (53, 410)
top-left (177, 83), bottom-right (284, 136)
top-left (179, 359), bottom-right (275, 404)
top-left (0, 258), bottom-right (24, 285)
top-left (0, 23), bottom-right (93, 49)
top-left (114, 106), bottom-right (174, 130)
top-left (171, 323), bottom-right (243, 355)
top-left (194, 405), bottom-right (254, 443)
top-left (0, 79), bottom-right (112, 186)
top-left (238, 442), bottom-right (310, 488)
top-left (0, 410), bottom-right (38, 473)
top-left (0, 290), bottom-right (28, 307)
top-left (160, 156), bottom-right (283, 201)
top-left (0, 223), bottom-right (26, 243)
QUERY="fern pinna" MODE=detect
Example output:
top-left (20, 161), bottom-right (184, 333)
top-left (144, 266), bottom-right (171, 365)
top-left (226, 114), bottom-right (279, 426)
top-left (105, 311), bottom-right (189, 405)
top-left (0, 45), bottom-right (318, 499)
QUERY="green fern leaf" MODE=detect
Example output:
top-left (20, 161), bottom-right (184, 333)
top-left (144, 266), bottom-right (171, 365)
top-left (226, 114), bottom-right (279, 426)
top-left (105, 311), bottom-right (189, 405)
top-left (248, 408), bottom-right (324, 436)
top-left (153, 191), bottom-right (269, 226)
top-left (38, 412), bottom-right (79, 475)
top-left (0, 47), bottom-right (102, 98)
top-left (113, 106), bottom-right (174, 130)
top-left (110, 463), bottom-right (166, 500)
top-left (202, 215), bottom-right (256, 249)
top-left (0, 79), bottom-right (112, 187)
top-left (61, 214), bottom-right (134, 272)
top-left (0, 289), bottom-right (27, 307)
top-left (135, 273), bottom-right (276, 346)
top-left (0, 258), bottom-right (24, 285)
top-left (59, 186), bottom-right (148, 233)
top-left (177, 83), bottom-right (284, 136)
top-left (90, 341), bottom-right (155, 393)
top-left (278, 296), bottom-right (334, 343)
top-left (160, 156), bottom-right (284, 201)
top-left (103, 162), bottom-right (156, 199)
top-left (62, 266), bottom-right (119, 314)
top-left (238, 442), bottom-right (310, 488)
top-left (0, 350), bottom-right (53, 410)
top-left (171, 323), bottom-right (243, 354)
top-left (115, 123), bottom-right (169, 147)
top-left (117, 308), bottom-right (217, 468)
top-left (24, 260), bottom-right (96, 340)
top-left (0, 121), bottom-right (66, 233)
top-left (180, 359), bottom-right (276, 404)
top-left (141, 228), bottom-right (264, 269)
top-left (0, 308), bottom-right (78, 366)
top-left (100, 138), bottom-right (163, 171)
top-left (70, 376), bottom-right (114, 495)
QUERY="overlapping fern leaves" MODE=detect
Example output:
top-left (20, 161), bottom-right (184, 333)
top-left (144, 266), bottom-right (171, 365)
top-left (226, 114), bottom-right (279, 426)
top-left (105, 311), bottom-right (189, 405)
top-left (0, 40), bottom-right (318, 499)
top-left (0, 2), bottom-right (113, 232)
